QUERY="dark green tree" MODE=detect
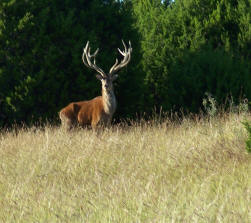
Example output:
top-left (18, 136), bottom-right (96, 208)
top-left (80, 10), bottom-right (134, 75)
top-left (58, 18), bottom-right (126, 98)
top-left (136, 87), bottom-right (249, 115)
top-left (131, 0), bottom-right (251, 113)
top-left (0, 0), bottom-right (142, 126)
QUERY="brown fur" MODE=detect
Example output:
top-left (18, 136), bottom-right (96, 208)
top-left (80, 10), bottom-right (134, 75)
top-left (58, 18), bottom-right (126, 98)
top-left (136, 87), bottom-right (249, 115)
top-left (59, 96), bottom-right (110, 130)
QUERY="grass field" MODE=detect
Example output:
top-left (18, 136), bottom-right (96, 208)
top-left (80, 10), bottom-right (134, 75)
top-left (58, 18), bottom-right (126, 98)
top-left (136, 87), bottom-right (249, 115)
top-left (0, 112), bottom-right (250, 222)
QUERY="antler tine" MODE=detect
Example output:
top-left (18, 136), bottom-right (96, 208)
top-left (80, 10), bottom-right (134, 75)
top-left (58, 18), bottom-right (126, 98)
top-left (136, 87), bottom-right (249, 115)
top-left (109, 58), bottom-right (119, 74)
top-left (82, 41), bottom-right (106, 77)
top-left (82, 41), bottom-right (90, 67)
top-left (118, 40), bottom-right (126, 55)
top-left (109, 40), bottom-right (132, 75)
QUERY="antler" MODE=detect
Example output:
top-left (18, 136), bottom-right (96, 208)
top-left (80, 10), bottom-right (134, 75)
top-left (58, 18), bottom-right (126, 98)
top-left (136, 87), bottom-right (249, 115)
top-left (109, 40), bottom-right (132, 75)
top-left (82, 41), bottom-right (106, 77)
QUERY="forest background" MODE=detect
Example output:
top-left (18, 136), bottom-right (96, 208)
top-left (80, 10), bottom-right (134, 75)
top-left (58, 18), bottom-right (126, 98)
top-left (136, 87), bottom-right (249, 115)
top-left (0, 0), bottom-right (250, 126)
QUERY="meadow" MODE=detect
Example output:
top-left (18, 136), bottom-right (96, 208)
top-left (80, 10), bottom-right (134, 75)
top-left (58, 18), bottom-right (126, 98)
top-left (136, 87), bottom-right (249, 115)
top-left (0, 112), bottom-right (250, 222)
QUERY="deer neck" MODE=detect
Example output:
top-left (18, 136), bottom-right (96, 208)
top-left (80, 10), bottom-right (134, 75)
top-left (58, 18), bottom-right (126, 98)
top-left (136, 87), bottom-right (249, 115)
top-left (102, 87), bottom-right (117, 115)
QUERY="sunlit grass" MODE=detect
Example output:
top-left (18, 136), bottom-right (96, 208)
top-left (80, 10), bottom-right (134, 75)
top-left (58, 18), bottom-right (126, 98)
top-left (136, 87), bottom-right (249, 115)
top-left (0, 112), bottom-right (250, 222)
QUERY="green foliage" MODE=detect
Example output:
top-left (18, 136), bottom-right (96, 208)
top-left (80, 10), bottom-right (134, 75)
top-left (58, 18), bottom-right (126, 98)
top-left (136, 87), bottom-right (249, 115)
top-left (0, 0), bottom-right (142, 126)
top-left (202, 92), bottom-right (217, 117)
top-left (168, 46), bottom-right (251, 112)
top-left (0, 0), bottom-right (250, 126)
top-left (243, 120), bottom-right (251, 153)
top-left (132, 0), bottom-right (251, 113)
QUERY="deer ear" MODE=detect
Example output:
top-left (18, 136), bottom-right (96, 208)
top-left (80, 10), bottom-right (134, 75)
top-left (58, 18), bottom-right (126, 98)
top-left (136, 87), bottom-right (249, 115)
top-left (112, 74), bottom-right (118, 81)
top-left (96, 74), bottom-right (103, 80)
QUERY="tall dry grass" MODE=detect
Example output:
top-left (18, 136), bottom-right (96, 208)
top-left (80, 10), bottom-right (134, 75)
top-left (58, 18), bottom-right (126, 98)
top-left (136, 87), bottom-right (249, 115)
top-left (0, 112), bottom-right (250, 222)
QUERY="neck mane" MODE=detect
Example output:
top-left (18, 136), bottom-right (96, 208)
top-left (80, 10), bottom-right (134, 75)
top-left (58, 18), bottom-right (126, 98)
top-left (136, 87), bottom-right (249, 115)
top-left (102, 87), bottom-right (117, 115)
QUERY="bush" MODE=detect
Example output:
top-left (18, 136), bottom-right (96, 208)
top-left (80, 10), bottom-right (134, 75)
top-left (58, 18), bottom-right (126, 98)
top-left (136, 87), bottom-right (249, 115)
top-left (243, 121), bottom-right (251, 153)
top-left (132, 0), bottom-right (251, 113)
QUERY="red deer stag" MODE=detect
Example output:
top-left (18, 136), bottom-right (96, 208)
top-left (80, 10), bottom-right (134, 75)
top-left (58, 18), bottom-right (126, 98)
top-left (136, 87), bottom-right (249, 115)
top-left (59, 40), bottom-right (132, 130)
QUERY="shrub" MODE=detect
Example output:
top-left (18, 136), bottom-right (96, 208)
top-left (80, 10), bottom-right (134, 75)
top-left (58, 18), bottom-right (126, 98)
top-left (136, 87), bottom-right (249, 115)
top-left (243, 121), bottom-right (251, 153)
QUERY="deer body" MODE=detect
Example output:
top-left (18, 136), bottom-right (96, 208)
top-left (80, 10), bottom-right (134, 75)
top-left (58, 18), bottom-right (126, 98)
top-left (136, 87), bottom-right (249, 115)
top-left (60, 88), bottom-right (116, 129)
top-left (59, 40), bottom-right (131, 130)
